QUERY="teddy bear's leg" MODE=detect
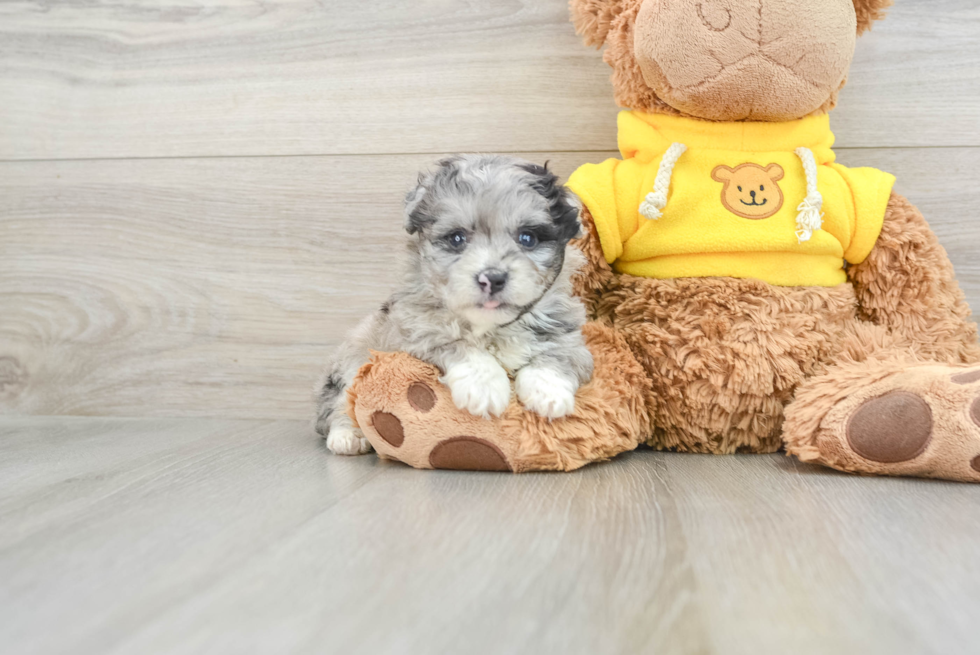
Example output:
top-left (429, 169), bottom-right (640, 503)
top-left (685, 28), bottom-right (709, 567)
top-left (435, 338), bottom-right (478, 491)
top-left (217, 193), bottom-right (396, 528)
top-left (783, 350), bottom-right (980, 483)
top-left (783, 193), bottom-right (980, 482)
top-left (346, 322), bottom-right (651, 472)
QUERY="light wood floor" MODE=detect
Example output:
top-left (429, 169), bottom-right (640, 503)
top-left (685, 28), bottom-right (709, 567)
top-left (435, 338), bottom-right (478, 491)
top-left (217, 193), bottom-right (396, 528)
top-left (2, 1), bottom-right (980, 653)
top-left (3, 416), bottom-right (980, 655)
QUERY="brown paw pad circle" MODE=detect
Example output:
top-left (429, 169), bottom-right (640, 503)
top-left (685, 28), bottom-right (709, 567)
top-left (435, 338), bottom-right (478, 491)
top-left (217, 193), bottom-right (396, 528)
top-left (371, 411), bottom-right (404, 447)
top-left (846, 391), bottom-right (933, 464)
top-left (407, 382), bottom-right (436, 412)
top-left (952, 369), bottom-right (980, 385)
top-left (429, 437), bottom-right (512, 472)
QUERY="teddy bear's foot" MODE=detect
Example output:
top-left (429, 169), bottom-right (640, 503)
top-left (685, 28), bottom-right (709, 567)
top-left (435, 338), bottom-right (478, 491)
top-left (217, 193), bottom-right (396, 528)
top-left (346, 323), bottom-right (651, 472)
top-left (346, 351), bottom-right (515, 471)
top-left (784, 361), bottom-right (980, 482)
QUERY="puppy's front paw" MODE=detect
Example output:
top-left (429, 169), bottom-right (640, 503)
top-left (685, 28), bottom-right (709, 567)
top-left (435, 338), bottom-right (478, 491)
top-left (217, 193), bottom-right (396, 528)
top-left (326, 424), bottom-right (373, 455)
top-left (442, 351), bottom-right (511, 418)
top-left (516, 366), bottom-right (577, 419)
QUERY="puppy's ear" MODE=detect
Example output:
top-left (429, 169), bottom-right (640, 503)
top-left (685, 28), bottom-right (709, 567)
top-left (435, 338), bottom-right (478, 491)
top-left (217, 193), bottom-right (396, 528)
top-left (566, 191), bottom-right (585, 240)
top-left (406, 156), bottom-right (465, 235)
top-left (521, 161), bottom-right (582, 242)
top-left (403, 172), bottom-right (432, 235)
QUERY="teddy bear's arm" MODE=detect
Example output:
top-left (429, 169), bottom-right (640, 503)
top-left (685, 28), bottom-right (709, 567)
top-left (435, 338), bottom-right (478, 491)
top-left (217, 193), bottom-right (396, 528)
top-left (570, 206), bottom-right (616, 312)
top-left (847, 191), bottom-right (980, 363)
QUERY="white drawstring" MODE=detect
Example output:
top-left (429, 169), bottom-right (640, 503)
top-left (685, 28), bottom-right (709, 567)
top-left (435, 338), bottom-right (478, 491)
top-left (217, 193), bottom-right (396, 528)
top-left (639, 142), bottom-right (687, 220)
top-left (794, 147), bottom-right (824, 242)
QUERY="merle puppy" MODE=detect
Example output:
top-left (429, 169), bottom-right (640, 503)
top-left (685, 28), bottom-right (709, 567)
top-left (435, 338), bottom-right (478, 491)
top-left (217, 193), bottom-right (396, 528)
top-left (316, 154), bottom-right (594, 455)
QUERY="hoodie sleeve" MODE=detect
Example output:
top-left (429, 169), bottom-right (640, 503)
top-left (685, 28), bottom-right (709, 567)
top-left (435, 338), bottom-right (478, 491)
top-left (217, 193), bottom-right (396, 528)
top-left (830, 164), bottom-right (896, 265)
top-left (566, 159), bottom-right (625, 265)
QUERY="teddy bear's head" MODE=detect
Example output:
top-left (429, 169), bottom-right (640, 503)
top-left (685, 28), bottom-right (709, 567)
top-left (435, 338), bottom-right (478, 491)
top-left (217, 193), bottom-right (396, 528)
top-left (570, 0), bottom-right (893, 122)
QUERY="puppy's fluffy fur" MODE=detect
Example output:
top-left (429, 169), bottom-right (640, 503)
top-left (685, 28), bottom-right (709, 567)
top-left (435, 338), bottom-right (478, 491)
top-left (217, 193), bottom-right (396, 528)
top-left (315, 154), bottom-right (594, 455)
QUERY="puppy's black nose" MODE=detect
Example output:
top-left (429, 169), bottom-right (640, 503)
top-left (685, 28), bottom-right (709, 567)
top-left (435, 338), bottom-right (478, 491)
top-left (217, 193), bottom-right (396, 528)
top-left (750, 190), bottom-right (756, 198)
top-left (477, 269), bottom-right (508, 295)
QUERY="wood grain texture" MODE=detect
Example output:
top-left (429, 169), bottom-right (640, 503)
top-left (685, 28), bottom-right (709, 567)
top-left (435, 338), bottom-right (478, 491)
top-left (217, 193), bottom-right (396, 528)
top-left (1, 416), bottom-right (978, 655)
top-left (1, 0), bottom-right (978, 161)
top-left (0, 151), bottom-right (591, 419)
top-left (3, 148), bottom-right (979, 420)
top-left (2, 3), bottom-right (979, 653)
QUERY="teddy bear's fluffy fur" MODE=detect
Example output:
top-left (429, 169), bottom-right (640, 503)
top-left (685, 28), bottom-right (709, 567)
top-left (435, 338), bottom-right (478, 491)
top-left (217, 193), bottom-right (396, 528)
top-left (339, 0), bottom-right (980, 482)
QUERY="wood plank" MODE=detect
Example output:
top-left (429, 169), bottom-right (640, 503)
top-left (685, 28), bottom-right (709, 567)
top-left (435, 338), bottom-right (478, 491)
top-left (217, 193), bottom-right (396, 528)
top-left (662, 452), bottom-right (980, 654)
top-left (1, 0), bottom-right (978, 161)
top-left (836, 0), bottom-right (980, 148)
top-left (1, 416), bottom-right (978, 654)
top-left (2, 148), bottom-right (978, 420)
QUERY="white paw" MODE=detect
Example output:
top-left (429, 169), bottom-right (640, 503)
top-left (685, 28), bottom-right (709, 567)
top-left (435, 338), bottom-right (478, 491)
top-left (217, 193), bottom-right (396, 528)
top-left (516, 366), bottom-right (577, 419)
top-left (442, 351), bottom-right (511, 418)
top-left (326, 424), bottom-right (373, 455)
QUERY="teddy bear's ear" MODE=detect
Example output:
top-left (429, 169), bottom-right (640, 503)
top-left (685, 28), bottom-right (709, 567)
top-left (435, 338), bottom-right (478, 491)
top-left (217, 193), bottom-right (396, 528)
top-left (853, 0), bottom-right (893, 35)
top-left (569, 0), bottom-right (627, 47)
top-left (765, 164), bottom-right (785, 182)
top-left (711, 165), bottom-right (734, 183)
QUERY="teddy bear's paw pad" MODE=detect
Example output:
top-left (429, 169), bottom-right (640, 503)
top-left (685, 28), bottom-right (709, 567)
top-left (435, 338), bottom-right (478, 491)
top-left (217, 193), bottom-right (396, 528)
top-left (428, 437), bottom-right (512, 472)
top-left (407, 382), bottom-right (437, 412)
top-left (812, 366), bottom-right (980, 482)
top-left (952, 368), bottom-right (980, 385)
top-left (371, 411), bottom-right (404, 447)
top-left (846, 391), bottom-right (933, 464)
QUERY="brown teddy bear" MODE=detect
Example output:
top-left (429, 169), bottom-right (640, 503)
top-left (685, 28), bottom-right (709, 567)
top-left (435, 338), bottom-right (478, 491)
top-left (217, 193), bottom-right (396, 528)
top-left (344, 0), bottom-right (980, 482)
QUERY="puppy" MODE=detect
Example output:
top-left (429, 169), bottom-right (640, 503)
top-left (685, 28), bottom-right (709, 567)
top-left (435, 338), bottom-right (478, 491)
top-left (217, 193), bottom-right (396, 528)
top-left (315, 154), bottom-right (594, 455)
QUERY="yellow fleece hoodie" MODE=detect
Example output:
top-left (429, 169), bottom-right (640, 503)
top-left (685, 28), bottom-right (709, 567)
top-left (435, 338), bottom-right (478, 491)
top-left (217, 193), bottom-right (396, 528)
top-left (566, 112), bottom-right (896, 287)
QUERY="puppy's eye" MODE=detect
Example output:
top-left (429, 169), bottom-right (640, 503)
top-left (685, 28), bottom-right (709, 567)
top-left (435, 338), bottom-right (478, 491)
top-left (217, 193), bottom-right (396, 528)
top-left (737, 186), bottom-right (742, 192)
top-left (760, 185), bottom-right (765, 191)
top-left (517, 231), bottom-right (538, 249)
top-left (444, 230), bottom-right (467, 250)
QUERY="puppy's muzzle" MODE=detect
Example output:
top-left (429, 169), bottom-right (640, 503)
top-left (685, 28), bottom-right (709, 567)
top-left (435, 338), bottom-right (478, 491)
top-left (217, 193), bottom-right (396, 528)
top-left (477, 269), bottom-right (508, 295)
